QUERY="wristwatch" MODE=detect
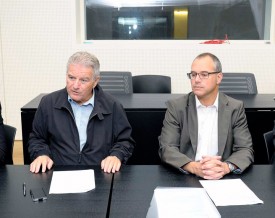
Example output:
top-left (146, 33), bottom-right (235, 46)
top-left (227, 162), bottom-right (235, 172)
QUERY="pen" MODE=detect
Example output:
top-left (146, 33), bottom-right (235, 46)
top-left (23, 182), bottom-right (26, 196)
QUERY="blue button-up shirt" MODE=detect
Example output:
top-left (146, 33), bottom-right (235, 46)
top-left (68, 93), bottom-right (95, 151)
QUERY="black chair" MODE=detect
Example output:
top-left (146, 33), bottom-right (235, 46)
top-left (263, 130), bottom-right (274, 164)
top-left (219, 73), bottom-right (258, 94)
top-left (3, 124), bottom-right (16, 164)
top-left (132, 75), bottom-right (171, 93)
top-left (99, 71), bottom-right (133, 94)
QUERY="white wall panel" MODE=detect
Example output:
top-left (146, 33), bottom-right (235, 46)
top-left (0, 0), bottom-right (274, 139)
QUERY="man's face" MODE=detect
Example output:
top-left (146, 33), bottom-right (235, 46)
top-left (190, 56), bottom-right (222, 100)
top-left (66, 64), bottom-right (99, 105)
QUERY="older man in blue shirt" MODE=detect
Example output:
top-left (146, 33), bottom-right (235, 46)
top-left (28, 51), bottom-right (135, 173)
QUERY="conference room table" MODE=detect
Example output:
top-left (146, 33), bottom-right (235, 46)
top-left (111, 164), bottom-right (275, 218)
top-left (21, 93), bottom-right (275, 165)
top-left (1, 164), bottom-right (275, 218)
top-left (0, 165), bottom-right (113, 218)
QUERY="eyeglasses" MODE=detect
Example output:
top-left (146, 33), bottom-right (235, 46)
top-left (187, 71), bottom-right (220, 80)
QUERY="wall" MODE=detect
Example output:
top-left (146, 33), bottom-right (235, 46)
top-left (0, 0), bottom-right (275, 139)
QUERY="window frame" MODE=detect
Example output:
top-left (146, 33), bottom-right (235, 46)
top-left (75, 0), bottom-right (275, 44)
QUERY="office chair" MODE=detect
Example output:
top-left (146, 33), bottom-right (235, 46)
top-left (99, 71), bottom-right (133, 94)
top-left (219, 73), bottom-right (258, 94)
top-left (263, 130), bottom-right (274, 164)
top-left (3, 124), bottom-right (17, 164)
top-left (132, 75), bottom-right (171, 93)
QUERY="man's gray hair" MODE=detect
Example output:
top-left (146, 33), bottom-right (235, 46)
top-left (194, 52), bottom-right (222, 72)
top-left (66, 51), bottom-right (100, 79)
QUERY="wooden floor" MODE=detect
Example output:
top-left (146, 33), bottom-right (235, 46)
top-left (13, 140), bottom-right (24, 165)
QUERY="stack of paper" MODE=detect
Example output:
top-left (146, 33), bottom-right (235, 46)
top-left (49, 169), bottom-right (95, 194)
top-left (199, 179), bottom-right (263, 206)
top-left (146, 187), bottom-right (221, 218)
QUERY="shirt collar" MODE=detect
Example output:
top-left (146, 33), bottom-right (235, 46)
top-left (195, 93), bottom-right (219, 110)
top-left (68, 90), bottom-right (95, 107)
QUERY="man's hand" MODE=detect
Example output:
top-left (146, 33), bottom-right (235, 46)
top-left (183, 156), bottom-right (231, 180)
top-left (200, 156), bottom-right (230, 180)
top-left (101, 156), bottom-right (121, 173)
top-left (183, 161), bottom-right (205, 178)
top-left (30, 155), bottom-right (54, 173)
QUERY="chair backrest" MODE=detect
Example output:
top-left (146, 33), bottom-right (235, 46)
top-left (132, 75), bottom-right (171, 93)
top-left (263, 130), bottom-right (274, 164)
top-left (219, 73), bottom-right (258, 94)
top-left (99, 71), bottom-right (133, 94)
top-left (3, 124), bottom-right (16, 164)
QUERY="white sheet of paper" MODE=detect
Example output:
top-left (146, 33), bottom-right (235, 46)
top-left (49, 169), bottom-right (95, 194)
top-left (200, 179), bottom-right (263, 206)
top-left (146, 187), bottom-right (221, 218)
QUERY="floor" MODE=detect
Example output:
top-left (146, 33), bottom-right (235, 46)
top-left (13, 140), bottom-right (24, 165)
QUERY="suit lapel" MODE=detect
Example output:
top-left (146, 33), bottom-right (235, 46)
top-left (218, 93), bottom-right (230, 155)
top-left (187, 94), bottom-right (198, 154)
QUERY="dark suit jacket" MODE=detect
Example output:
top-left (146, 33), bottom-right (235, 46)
top-left (159, 92), bottom-right (254, 172)
top-left (0, 102), bottom-right (7, 165)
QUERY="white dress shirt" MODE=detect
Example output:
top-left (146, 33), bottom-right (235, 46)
top-left (195, 94), bottom-right (219, 161)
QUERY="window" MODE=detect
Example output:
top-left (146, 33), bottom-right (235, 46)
top-left (85, 0), bottom-right (272, 40)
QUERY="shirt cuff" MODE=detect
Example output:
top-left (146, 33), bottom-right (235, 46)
top-left (179, 167), bottom-right (189, 174)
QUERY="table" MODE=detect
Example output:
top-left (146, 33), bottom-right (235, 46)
top-left (110, 164), bottom-right (275, 218)
top-left (0, 165), bottom-right (113, 218)
top-left (1, 165), bottom-right (275, 218)
top-left (21, 93), bottom-right (275, 164)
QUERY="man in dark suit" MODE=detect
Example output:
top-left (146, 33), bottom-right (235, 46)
top-left (0, 102), bottom-right (7, 165)
top-left (159, 52), bottom-right (254, 180)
